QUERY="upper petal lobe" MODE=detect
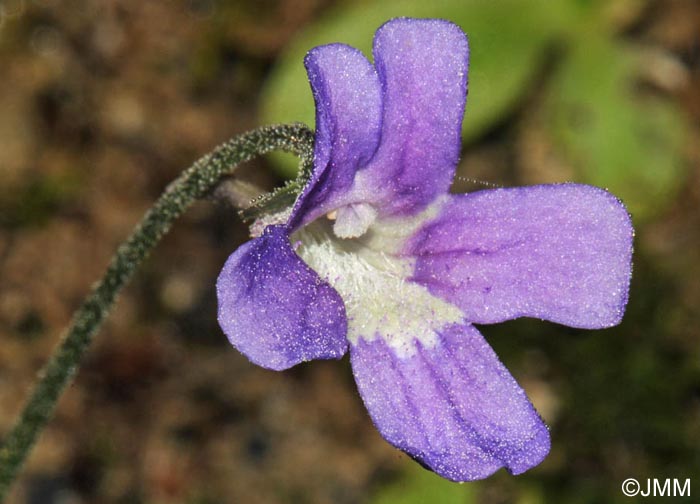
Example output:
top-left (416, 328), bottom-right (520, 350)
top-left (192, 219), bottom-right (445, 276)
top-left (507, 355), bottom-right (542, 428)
top-left (290, 44), bottom-right (382, 229)
top-left (355, 18), bottom-right (469, 216)
top-left (407, 184), bottom-right (633, 328)
top-left (217, 225), bottom-right (348, 370)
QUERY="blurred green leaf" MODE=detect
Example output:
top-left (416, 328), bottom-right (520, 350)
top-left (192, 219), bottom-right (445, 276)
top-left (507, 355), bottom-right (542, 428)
top-left (0, 172), bottom-right (82, 229)
top-left (261, 0), bottom-right (576, 176)
top-left (563, 0), bottom-right (650, 33)
top-left (543, 35), bottom-right (687, 220)
top-left (370, 461), bottom-right (475, 504)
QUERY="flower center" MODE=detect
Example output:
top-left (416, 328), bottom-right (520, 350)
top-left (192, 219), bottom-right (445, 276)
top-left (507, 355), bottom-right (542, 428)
top-left (293, 216), bottom-right (463, 357)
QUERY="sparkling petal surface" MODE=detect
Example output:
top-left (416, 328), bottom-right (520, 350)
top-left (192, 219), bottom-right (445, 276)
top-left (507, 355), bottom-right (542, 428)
top-left (216, 225), bottom-right (347, 370)
top-left (354, 18), bottom-right (469, 217)
top-left (350, 323), bottom-right (550, 481)
top-left (215, 18), bottom-right (635, 483)
top-left (289, 44), bottom-right (382, 229)
top-left (408, 184), bottom-right (634, 328)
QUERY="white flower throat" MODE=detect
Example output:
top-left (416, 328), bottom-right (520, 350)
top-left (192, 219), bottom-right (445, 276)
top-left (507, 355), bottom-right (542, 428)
top-left (292, 203), bottom-right (463, 357)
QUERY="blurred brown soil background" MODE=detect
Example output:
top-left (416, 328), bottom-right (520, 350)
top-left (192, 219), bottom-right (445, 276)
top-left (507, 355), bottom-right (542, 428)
top-left (0, 1), bottom-right (699, 503)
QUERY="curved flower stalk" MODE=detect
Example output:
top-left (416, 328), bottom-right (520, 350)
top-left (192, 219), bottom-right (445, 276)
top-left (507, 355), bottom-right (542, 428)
top-left (0, 125), bottom-right (315, 500)
top-left (217, 18), bottom-right (633, 481)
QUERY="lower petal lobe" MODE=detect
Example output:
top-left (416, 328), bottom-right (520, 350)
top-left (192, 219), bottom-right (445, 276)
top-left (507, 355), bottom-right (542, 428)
top-left (217, 225), bottom-right (347, 370)
top-left (350, 324), bottom-right (549, 481)
top-left (408, 184), bottom-right (633, 328)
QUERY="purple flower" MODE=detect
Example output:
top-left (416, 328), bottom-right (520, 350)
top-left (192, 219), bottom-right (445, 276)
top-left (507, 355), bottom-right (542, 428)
top-left (216, 18), bottom-right (633, 481)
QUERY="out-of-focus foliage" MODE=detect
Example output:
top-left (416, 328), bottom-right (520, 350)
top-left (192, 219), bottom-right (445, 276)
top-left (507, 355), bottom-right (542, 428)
top-left (543, 36), bottom-right (686, 219)
top-left (370, 459), bottom-right (475, 504)
top-left (262, 0), bottom-right (687, 219)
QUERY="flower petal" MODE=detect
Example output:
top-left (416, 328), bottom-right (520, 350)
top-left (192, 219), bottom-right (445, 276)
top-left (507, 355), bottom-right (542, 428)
top-left (289, 44), bottom-right (382, 229)
top-left (355, 18), bottom-right (469, 217)
top-left (350, 323), bottom-right (550, 481)
top-left (217, 225), bottom-right (348, 370)
top-left (408, 184), bottom-right (633, 328)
